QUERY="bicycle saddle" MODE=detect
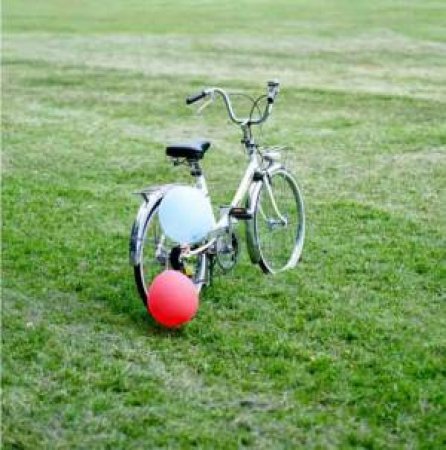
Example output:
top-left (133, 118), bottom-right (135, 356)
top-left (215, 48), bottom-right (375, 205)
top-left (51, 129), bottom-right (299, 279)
top-left (166, 139), bottom-right (211, 160)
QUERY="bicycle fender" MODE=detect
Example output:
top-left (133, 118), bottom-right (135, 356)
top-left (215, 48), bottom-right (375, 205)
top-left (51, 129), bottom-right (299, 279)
top-left (129, 184), bottom-right (182, 266)
top-left (133, 183), bottom-right (180, 202)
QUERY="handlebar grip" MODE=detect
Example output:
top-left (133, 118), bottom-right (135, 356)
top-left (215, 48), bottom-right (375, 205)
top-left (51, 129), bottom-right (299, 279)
top-left (186, 91), bottom-right (207, 105)
top-left (267, 80), bottom-right (280, 104)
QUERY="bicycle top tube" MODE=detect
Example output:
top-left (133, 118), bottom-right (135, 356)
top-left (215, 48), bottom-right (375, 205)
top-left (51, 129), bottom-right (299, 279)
top-left (186, 80), bottom-right (280, 127)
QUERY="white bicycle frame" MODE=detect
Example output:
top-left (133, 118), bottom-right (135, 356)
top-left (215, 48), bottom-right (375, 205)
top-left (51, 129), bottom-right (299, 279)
top-left (130, 81), bottom-right (286, 267)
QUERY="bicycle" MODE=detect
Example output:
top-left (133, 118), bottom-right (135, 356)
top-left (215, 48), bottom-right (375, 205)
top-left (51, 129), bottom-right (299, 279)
top-left (129, 80), bottom-right (305, 305)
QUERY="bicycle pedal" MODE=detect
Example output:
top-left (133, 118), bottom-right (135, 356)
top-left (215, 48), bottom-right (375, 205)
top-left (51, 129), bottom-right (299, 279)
top-left (229, 207), bottom-right (252, 220)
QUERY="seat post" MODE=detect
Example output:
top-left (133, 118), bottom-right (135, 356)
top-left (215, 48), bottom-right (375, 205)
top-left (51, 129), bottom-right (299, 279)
top-left (188, 159), bottom-right (202, 177)
top-left (188, 160), bottom-right (209, 195)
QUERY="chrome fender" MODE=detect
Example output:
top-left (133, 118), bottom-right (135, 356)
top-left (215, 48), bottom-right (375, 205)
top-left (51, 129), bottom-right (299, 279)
top-left (129, 184), bottom-right (182, 266)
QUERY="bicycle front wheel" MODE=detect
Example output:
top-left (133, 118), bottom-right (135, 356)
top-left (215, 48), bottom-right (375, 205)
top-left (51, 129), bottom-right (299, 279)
top-left (131, 200), bottom-right (207, 306)
top-left (252, 168), bottom-right (305, 274)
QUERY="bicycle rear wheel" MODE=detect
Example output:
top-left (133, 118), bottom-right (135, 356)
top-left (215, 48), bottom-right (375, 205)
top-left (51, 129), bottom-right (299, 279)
top-left (252, 168), bottom-right (305, 274)
top-left (131, 200), bottom-right (207, 306)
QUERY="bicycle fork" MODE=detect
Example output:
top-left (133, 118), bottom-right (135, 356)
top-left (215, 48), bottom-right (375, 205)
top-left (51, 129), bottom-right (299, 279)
top-left (258, 174), bottom-right (288, 229)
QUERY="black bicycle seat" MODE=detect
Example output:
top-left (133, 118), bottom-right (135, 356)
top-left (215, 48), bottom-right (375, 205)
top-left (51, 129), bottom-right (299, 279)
top-left (166, 139), bottom-right (211, 160)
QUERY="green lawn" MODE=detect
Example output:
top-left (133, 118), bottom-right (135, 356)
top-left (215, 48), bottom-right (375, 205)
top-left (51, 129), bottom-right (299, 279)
top-left (2, 1), bottom-right (446, 448)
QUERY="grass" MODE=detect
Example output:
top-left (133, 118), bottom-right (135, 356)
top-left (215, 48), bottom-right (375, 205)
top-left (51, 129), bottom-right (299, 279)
top-left (2, 0), bottom-right (446, 448)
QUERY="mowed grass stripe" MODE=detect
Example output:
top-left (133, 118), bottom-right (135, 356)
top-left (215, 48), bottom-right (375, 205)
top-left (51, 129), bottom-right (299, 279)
top-left (4, 32), bottom-right (446, 101)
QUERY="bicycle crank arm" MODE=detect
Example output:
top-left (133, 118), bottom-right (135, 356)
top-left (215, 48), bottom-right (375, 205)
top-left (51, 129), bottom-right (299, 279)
top-left (181, 239), bottom-right (216, 258)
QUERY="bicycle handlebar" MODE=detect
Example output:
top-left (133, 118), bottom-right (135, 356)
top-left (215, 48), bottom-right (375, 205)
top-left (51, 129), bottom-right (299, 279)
top-left (185, 80), bottom-right (280, 126)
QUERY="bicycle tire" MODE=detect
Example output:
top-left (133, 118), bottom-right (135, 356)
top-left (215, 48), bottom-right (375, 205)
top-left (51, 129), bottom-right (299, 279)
top-left (252, 168), bottom-right (305, 274)
top-left (132, 200), bottom-right (207, 306)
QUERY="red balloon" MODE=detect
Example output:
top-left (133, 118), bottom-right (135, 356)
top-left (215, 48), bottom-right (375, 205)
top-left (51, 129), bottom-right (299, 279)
top-left (147, 270), bottom-right (199, 328)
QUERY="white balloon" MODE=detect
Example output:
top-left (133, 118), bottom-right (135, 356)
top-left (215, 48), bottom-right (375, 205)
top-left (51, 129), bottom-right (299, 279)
top-left (159, 186), bottom-right (216, 244)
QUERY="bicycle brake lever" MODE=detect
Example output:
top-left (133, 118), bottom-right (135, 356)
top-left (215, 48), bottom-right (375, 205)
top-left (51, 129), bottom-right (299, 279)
top-left (196, 93), bottom-right (214, 114)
